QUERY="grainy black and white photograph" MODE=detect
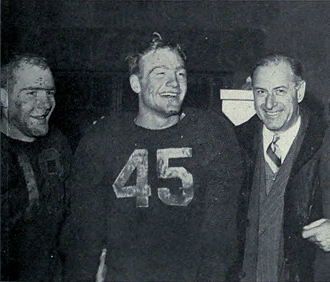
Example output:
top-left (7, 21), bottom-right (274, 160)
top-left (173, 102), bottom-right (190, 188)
top-left (1, 1), bottom-right (330, 281)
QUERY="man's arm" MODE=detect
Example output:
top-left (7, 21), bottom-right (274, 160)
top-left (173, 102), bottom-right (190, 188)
top-left (197, 116), bottom-right (245, 281)
top-left (302, 127), bottom-right (330, 252)
top-left (60, 134), bottom-right (108, 282)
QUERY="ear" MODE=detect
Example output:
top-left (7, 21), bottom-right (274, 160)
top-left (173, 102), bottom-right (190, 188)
top-left (129, 74), bottom-right (141, 94)
top-left (1, 88), bottom-right (9, 109)
top-left (297, 80), bottom-right (306, 103)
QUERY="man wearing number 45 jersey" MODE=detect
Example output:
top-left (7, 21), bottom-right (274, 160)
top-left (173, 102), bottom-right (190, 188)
top-left (61, 33), bottom-right (244, 282)
top-left (1, 54), bottom-right (72, 281)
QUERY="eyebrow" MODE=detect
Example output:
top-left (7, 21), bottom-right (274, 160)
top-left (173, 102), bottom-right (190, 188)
top-left (274, 85), bottom-right (288, 89)
top-left (253, 86), bottom-right (266, 91)
top-left (253, 85), bottom-right (288, 90)
top-left (149, 65), bottom-right (186, 75)
top-left (20, 87), bottom-right (56, 91)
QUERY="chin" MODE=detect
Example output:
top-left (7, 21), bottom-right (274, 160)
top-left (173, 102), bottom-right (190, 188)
top-left (30, 126), bottom-right (49, 137)
top-left (166, 105), bottom-right (182, 113)
top-left (165, 110), bottom-right (180, 116)
top-left (264, 123), bottom-right (284, 132)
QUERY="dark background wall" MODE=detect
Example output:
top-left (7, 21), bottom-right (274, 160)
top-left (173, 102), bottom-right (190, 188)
top-left (2, 0), bottom-right (330, 147)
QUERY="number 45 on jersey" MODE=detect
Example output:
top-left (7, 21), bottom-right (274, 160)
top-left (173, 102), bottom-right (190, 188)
top-left (113, 148), bottom-right (194, 208)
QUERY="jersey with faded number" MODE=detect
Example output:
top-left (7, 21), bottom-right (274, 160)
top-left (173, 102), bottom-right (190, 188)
top-left (62, 108), bottom-right (244, 282)
top-left (1, 128), bottom-right (72, 282)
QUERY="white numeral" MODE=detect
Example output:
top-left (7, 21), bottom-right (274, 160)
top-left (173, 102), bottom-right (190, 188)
top-left (18, 153), bottom-right (39, 213)
top-left (112, 149), bottom-right (151, 207)
top-left (157, 148), bottom-right (193, 206)
top-left (112, 148), bottom-right (193, 207)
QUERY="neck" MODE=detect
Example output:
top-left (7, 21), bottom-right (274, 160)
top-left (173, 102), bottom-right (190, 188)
top-left (0, 119), bottom-right (35, 142)
top-left (134, 112), bottom-right (181, 130)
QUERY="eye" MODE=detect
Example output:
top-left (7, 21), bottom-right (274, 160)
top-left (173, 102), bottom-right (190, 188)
top-left (275, 89), bottom-right (286, 95)
top-left (177, 70), bottom-right (187, 78)
top-left (47, 90), bottom-right (55, 96)
top-left (26, 90), bottom-right (37, 96)
top-left (255, 89), bottom-right (266, 96)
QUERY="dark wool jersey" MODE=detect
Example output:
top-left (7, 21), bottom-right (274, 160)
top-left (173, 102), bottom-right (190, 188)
top-left (62, 108), bottom-right (244, 282)
top-left (1, 127), bottom-right (72, 281)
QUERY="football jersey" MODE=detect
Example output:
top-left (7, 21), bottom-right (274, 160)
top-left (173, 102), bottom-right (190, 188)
top-left (62, 108), bottom-right (244, 281)
top-left (1, 127), bottom-right (72, 281)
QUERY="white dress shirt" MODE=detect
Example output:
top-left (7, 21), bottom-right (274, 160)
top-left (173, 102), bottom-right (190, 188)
top-left (263, 116), bottom-right (301, 172)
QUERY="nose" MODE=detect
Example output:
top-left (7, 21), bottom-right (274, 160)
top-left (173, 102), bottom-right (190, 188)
top-left (265, 93), bottom-right (277, 109)
top-left (36, 91), bottom-right (52, 110)
top-left (166, 72), bottom-right (179, 88)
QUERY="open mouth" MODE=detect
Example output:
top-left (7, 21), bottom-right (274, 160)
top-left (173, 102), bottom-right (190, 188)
top-left (31, 114), bottom-right (48, 120)
top-left (265, 111), bottom-right (281, 117)
top-left (160, 92), bottom-right (179, 97)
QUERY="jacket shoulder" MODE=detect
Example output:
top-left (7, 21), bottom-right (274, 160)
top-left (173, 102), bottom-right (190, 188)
top-left (235, 115), bottom-right (260, 151)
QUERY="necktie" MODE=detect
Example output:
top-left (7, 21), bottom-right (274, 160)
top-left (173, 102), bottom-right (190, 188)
top-left (267, 135), bottom-right (281, 172)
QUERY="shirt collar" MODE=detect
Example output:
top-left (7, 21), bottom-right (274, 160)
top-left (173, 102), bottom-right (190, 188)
top-left (263, 115), bottom-right (301, 161)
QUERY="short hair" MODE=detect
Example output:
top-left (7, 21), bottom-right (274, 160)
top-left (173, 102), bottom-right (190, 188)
top-left (125, 32), bottom-right (186, 76)
top-left (1, 54), bottom-right (50, 93)
top-left (251, 53), bottom-right (304, 85)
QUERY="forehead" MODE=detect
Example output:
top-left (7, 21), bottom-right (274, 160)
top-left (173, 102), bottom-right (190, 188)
top-left (13, 62), bottom-right (54, 90)
top-left (253, 61), bottom-right (295, 86)
top-left (139, 48), bottom-right (185, 74)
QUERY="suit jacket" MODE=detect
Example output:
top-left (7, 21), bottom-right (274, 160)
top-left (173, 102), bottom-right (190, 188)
top-left (314, 126), bottom-right (330, 282)
top-left (236, 107), bottom-right (329, 282)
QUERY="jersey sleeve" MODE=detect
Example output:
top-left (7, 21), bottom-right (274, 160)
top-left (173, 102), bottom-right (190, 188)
top-left (60, 132), bottom-right (108, 282)
top-left (196, 113), bottom-right (245, 281)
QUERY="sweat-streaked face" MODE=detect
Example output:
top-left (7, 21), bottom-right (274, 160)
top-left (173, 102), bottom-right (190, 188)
top-left (252, 61), bottom-right (305, 133)
top-left (137, 47), bottom-right (187, 118)
top-left (7, 62), bottom-right (56, 140)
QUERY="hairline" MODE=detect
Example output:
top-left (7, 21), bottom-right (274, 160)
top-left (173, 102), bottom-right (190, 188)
top-left (251, 55), bottom-right (303, 86)
top-left (137, 47), bottom-right (186, 77)
top-left (1, 55), bottom-right (50, 93)
top-left (126, 34), bottom-right (186, 77)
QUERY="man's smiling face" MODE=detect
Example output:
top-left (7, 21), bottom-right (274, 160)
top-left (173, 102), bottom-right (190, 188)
top-left (252, 61), bottom-right (305, 133)
top-left (136, 47), bottom-right (187, 118)
top-left (7, 62), bottom-right (56, 140)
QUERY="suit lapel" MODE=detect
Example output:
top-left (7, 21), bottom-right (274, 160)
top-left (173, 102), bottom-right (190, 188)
top-left (251, 124), bottom-right (263, 180)
top-left (290, 109), bottom-right (326, 177)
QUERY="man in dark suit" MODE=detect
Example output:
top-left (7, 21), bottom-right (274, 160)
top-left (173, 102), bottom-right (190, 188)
top-left (236, 54), bottom-right (329, 282)
top-left (302, 124), bottom-right (330, 282)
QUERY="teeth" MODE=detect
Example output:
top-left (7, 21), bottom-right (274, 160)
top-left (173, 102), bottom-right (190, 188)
top-left (31, 116), bottom-right (46, 120)
top-left (266, 112), bottom-right (280, 116)
top-left (160, 93), bottom-right (178, 97)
